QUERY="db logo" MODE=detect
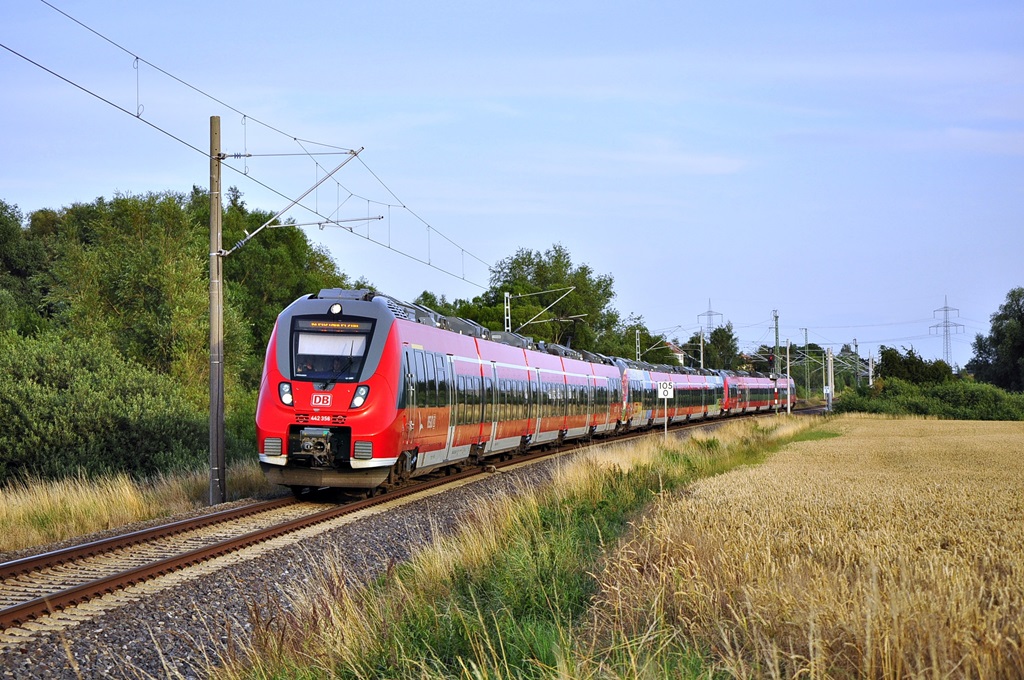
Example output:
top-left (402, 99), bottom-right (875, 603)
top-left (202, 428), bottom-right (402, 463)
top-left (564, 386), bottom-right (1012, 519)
top-left (311, 393), bottom-right (332, 407)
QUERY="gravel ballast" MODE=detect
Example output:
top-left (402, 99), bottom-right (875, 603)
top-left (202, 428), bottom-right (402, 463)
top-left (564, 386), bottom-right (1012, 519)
top-left (0, 460), bottom-right (560, 679)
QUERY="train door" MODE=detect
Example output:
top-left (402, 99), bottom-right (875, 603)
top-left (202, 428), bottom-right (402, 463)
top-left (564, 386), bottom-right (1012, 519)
top-left (439, 353), bottom-right (454, 460)
top-left (445, 354), bottom-right (475, 463)
top-left (484, 362), bottom-right (498, 452)
top-left (588, 375), bottom-right (599, 432)
top-left (414, 351), bottom-right (450, 469)
top-left (402, 347), bottom-right (416, 450)
top-left (530, 367), bottom-right (543, 443)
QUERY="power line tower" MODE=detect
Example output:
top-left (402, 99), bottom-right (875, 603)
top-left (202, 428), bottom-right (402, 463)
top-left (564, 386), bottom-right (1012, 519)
top-left (930, 295), bottom-right (964, 367)
top-left (696, 300), bottom-right (723, 369)
top-left (697, 299), bottom-right (723, 332)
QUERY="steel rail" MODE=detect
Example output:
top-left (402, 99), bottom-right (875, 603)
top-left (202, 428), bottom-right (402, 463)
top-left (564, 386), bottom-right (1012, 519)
top-left (0, 465), bottom-right (489, 629)
top-left (0, 406), bottom-right (818, 630)
top-left (0, 497), bottom-right (298, 580)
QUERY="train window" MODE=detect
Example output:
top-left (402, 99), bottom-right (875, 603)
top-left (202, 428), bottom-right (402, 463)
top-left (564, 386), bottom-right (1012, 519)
top-left (425, 355), bottom-right (437, 407)
top-left (514, 380), bottom-right (520, 420)
top-left (466, 376), bottom-right (476, 423)
top-left (509, 380), bottom-right (516, 421)
top-left (524, 379), bottom-right (532, 419)
top-left (456, 375), bottom-right (466, 425)
top-left (397, 351), bottom-right (409, 409)
top-left (516, 380), bottom-right (523, 420)
top-left (473, 376), bottom-right (482, 423)
top-left (483, 377), bottom-right (493, 423)
top-left (416, 351), bottom-right (430, 408)
top-left (436, 356), bottom-right (449, 406)
top-left (292, 327), bottom-right (369, 382)
top-left (528, 376), bottom-right (536, 419)
top-left (500, 378), bottom-right (509, 424)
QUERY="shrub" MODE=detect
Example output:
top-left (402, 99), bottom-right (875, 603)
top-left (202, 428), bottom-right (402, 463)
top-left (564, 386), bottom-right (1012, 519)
top-left (0, 331), bottom-right (211, 484)
top-left (835, 376), bottom-right (1024, 420)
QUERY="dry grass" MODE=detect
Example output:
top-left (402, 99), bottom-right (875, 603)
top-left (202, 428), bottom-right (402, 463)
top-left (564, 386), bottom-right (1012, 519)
top-left (591, 414), bottom-right (1024, 678)
top-left (0, 459), bottom-right (275, 554)
top-left (220, 416), bottom-right (820, 679)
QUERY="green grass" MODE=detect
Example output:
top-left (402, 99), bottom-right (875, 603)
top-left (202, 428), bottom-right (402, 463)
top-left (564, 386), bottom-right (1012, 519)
top-left (789, 427), bottom-right (842, 443)
top-left (223, 416), bottom-right (822, 679)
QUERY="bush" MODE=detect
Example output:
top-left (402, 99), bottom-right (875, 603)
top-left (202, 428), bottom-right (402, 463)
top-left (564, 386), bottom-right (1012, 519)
top-left (0, 331), bottom-right (213, 484)
top-left (835, 377), bottom-right (1024, 420)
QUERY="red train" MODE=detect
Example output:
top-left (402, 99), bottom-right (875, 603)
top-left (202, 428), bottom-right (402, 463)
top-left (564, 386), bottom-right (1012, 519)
top-left (256, 289), bottom-right (797, 494)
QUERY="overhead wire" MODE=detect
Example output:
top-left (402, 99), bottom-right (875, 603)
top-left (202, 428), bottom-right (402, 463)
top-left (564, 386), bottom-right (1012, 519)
top-left (14, 0), bottom-right (492, 288)
top-left (35, 0), bottom-right (322, 146)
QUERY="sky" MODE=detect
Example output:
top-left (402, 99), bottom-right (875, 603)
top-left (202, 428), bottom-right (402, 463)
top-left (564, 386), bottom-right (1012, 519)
top-left (3, 1), bottom-right (1022, 371)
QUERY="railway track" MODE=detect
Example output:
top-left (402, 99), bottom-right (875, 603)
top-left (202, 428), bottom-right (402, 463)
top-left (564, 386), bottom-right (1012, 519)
top-left (0, 407), bottom-right (816, 633)
top-left (0, 448), bottom-right (548, 632)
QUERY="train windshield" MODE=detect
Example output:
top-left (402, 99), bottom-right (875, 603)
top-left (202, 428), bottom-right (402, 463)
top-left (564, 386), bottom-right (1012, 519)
top-left (291, 318), bottom-right (373, 382)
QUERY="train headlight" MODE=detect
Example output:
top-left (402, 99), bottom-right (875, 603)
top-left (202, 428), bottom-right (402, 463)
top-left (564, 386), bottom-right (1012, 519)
top-left (279, 382), bottom-right (294, 406)
top-left (350, 385), bottom-right (370, 408)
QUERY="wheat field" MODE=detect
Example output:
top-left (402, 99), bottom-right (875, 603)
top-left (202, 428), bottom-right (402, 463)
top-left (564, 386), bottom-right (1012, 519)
top-left (591, 415), bottom-right (1024, 679)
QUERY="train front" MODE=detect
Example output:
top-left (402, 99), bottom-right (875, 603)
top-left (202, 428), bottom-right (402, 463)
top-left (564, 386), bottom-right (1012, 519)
top-left (256, 290), bottom-right (403, 491)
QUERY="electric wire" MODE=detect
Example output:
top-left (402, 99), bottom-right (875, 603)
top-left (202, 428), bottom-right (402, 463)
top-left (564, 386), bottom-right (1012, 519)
top-left (0, 42), bottom-right (207, 158)
top-left (36, 0), bottom-right (324, 147)
top-left (15, 0), bottom-right (492, 288)
top-left (9, 4), bottom-right (996, 353)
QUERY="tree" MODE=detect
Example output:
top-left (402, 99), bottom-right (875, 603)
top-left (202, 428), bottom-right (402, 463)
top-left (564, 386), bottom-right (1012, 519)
top-left (187, 186), bottom-right (370, 386)
top-left (0, 187), bottom-right (373, 482)
top-left (416, 243), bottom-right (677, 364)
top-left (487, 243), bottom-right (618, 350)
top-left (414, 290), bottom-right (458, 317)
top-left (428, 243), bottom-right (616, 350)
top-left (684, 323), bottom-right (740, 370)
top-left (0, 200), bottom-right (50, 335)
top-left (45, 192), bottom-right (217, 402)
top-left (604, 313), bottom-right (678, 365)
top-left (967, 287), bottom-right (1024, 392)
top-left (877, 345), bottom-right (952, 384)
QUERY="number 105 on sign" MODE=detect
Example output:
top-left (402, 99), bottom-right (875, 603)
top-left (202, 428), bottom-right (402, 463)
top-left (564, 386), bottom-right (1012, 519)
top-left (658, 381), bottom-right (674, 399)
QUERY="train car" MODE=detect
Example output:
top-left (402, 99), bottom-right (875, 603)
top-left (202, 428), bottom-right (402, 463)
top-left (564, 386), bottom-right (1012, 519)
top-left (672, 368), bottom-right (724, 421)
top-left (257, 289), bottom-right (638, 493)
top-left (775, 374), bottom-right (797, 410)
top-left (256, 289), bottom-right (414, 492)
top-left (721, 371), bottom-right (765, 413)
top-left (720, 369), bottom-right (796, 414)
top-left (256, 288), bottom-right (799, 495)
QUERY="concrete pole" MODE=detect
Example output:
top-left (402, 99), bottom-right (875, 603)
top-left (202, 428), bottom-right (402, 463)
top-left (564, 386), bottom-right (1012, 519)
top-left (786, 339), bottom-right (791, 414)
top-left (209, 116), bottom-right (226, 505)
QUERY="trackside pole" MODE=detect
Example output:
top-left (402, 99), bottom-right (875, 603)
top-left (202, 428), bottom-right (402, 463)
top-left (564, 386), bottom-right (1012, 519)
top-left (209, 115), bottom-right (226, 506)
top-left (658, 381), bottom-right (673, 442)
top-left (787, 339), bottom-right (792, 414)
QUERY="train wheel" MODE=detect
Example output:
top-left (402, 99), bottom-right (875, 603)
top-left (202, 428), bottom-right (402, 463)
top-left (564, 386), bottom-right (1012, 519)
top-left (383, 452), bottom-right (412, 491)
top-left (289, 485), bottom-right (309, 499)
